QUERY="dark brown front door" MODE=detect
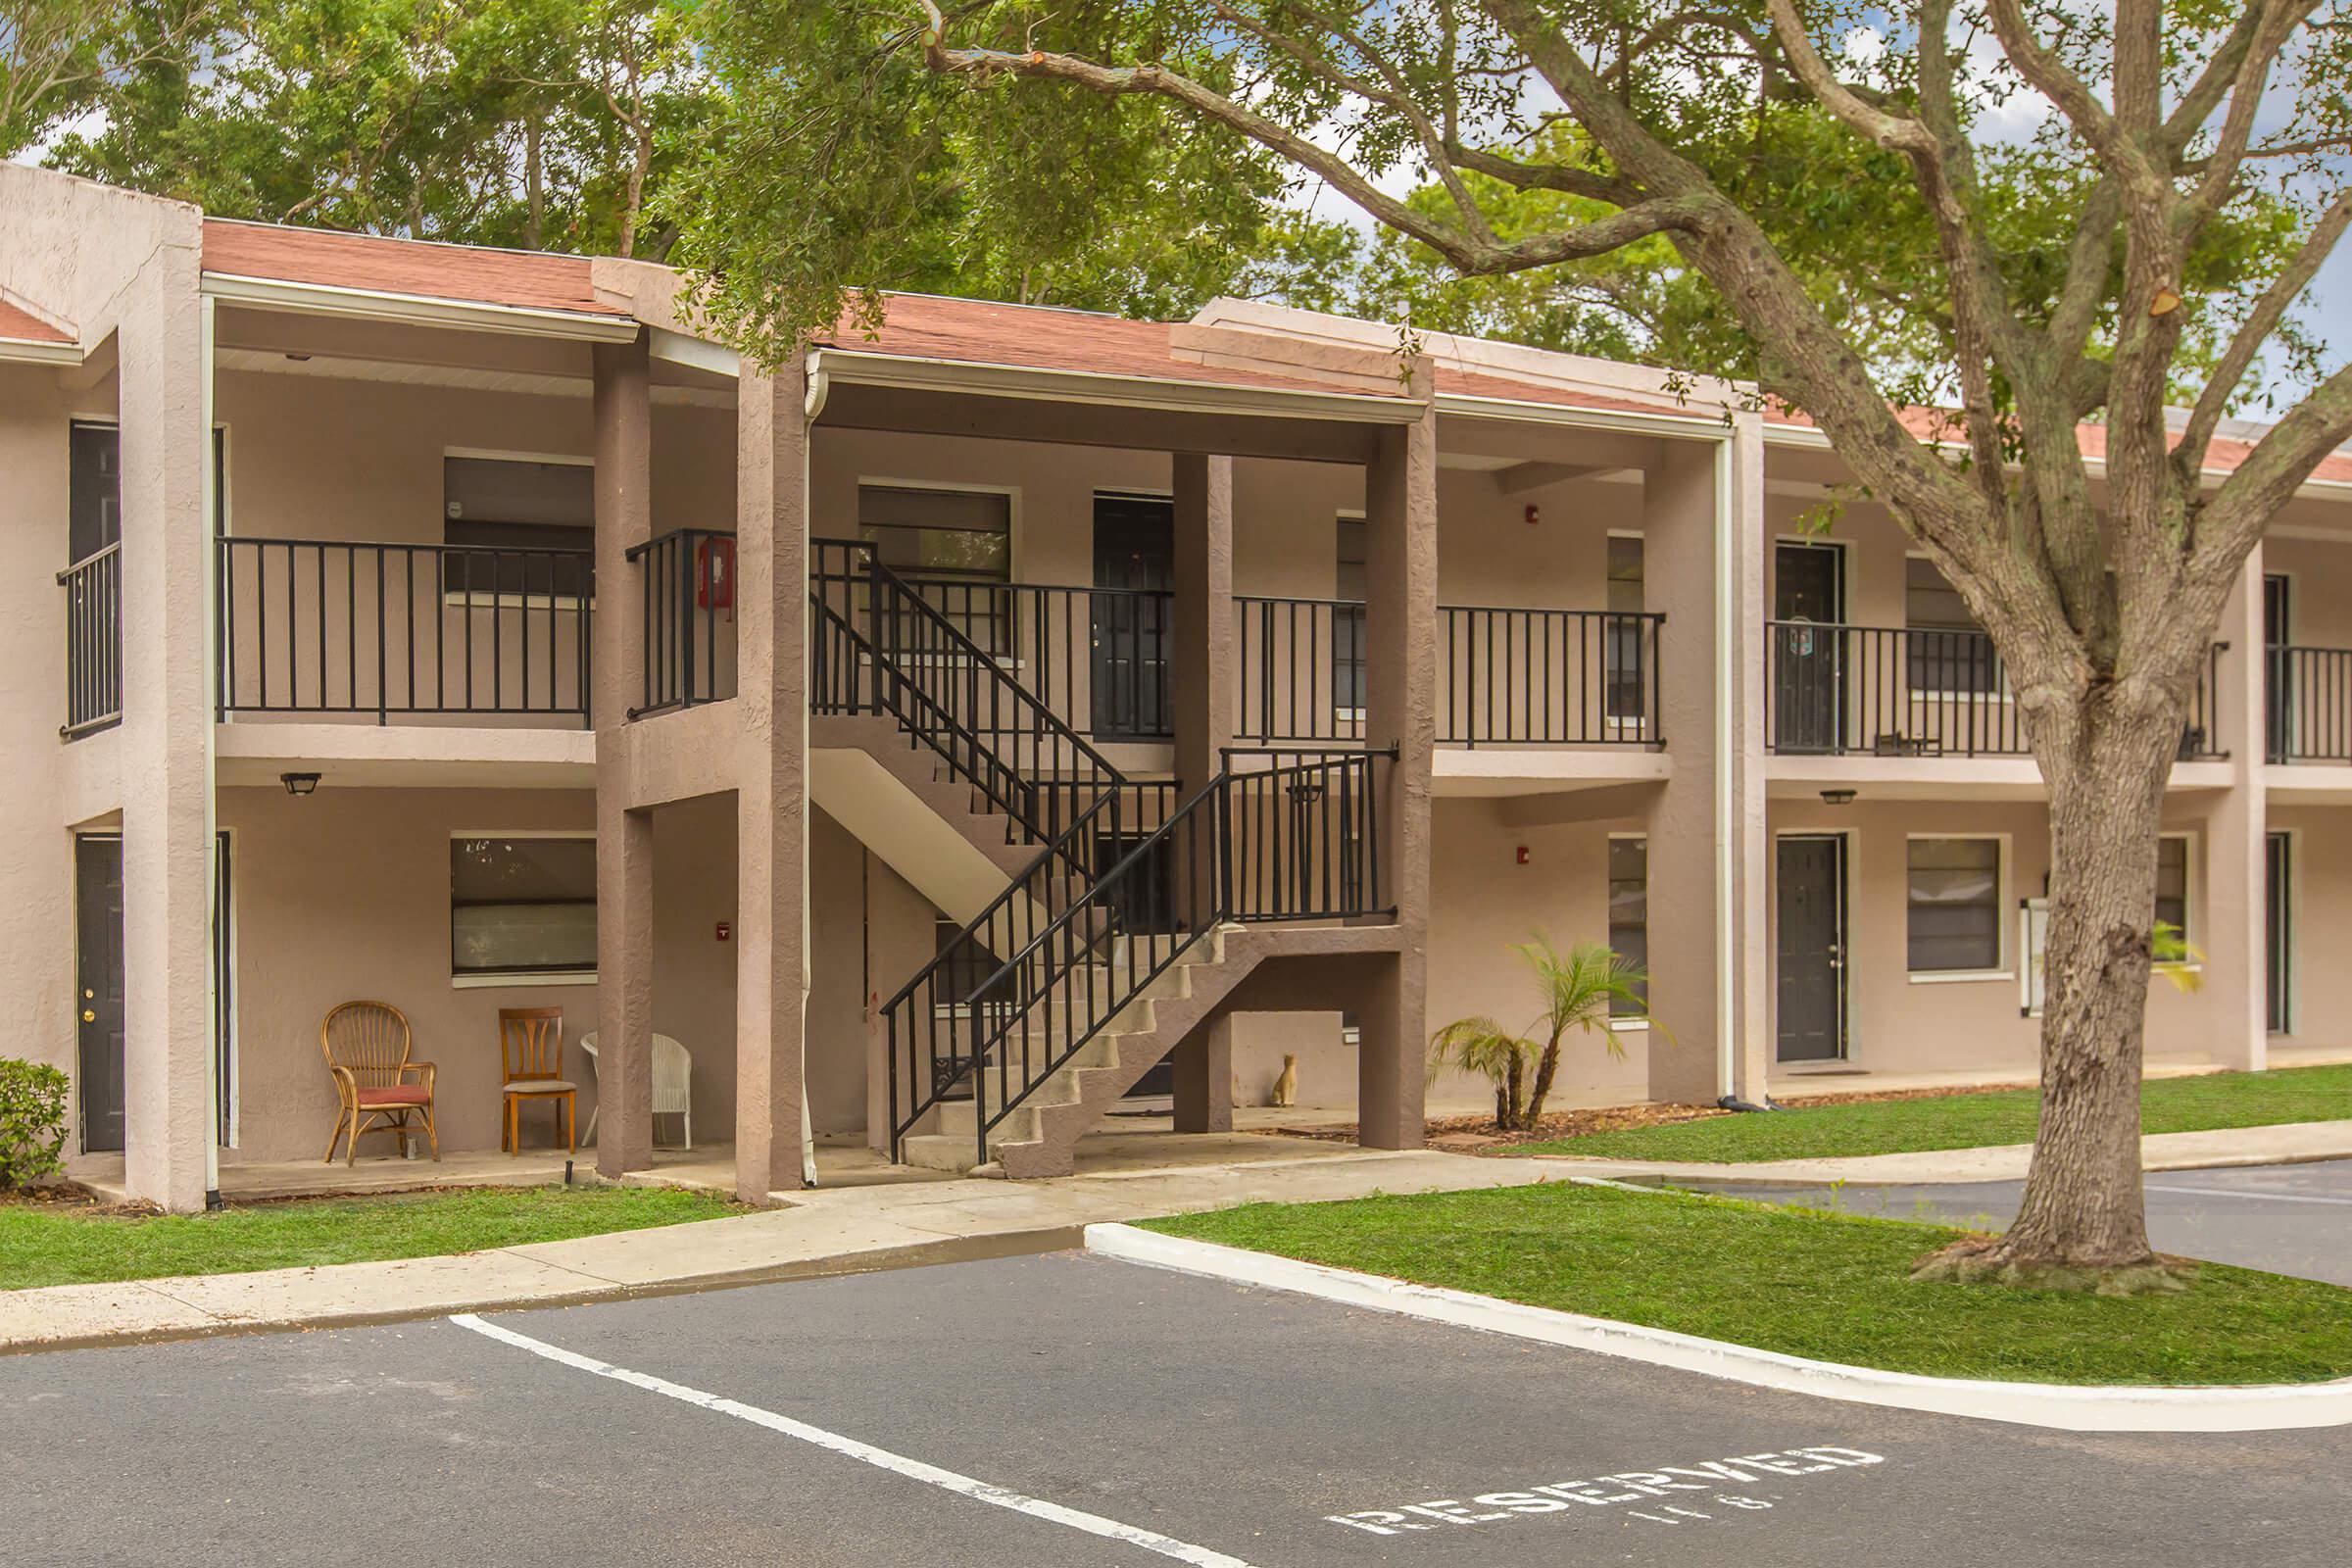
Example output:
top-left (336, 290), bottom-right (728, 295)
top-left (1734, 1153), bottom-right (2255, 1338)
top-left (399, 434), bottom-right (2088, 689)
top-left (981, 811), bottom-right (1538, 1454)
top-left (75, 835), bottom-right (126, 1152)
top-left (1777, 834), bottom-right (1847, 1063)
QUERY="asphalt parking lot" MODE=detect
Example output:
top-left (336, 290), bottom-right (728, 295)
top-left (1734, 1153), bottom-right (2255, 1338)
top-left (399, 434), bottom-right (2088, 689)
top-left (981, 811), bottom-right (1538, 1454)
top-left (6, 1249), bottom-right (2347, 1567)
top-left (1686, 1156), bottom-right (2352, 1285)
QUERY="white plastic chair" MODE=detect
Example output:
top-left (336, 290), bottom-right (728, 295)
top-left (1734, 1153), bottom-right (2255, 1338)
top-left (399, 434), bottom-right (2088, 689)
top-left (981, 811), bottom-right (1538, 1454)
top-left (579, 1031), bottom-right (693, 1149)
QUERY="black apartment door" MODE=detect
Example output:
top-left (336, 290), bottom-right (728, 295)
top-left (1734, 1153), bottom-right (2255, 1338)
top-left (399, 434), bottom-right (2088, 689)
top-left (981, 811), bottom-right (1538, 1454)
top-left (1773, 543), bottom-right (1845, 753)
top-left (1776, 834), bottom-right (1847, 1063)
top-left (1091, 496), bottom-right (1174, 739)
top-left (75, 835), bottom-right (126, 1152)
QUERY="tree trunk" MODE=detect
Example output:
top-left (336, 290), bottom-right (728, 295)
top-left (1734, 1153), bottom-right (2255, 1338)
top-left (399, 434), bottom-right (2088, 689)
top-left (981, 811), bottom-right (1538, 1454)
top-left (1917, 685), bottom-right (2190, 1292)
top-left (1503, 1050), bottom-right (1526, 1131)
top-left (1526, 1033), bottom-right (1564, 1125)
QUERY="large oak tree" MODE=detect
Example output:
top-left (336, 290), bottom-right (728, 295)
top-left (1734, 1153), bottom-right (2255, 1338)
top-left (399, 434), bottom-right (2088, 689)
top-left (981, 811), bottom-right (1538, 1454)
top-left (685, 0), bottom-right (2352, 1288)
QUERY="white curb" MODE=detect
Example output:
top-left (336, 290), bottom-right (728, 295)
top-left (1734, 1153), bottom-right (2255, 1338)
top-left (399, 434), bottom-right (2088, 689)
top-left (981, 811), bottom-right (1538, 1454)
top-left (1083, 1222), bottom-right (2352, 1434)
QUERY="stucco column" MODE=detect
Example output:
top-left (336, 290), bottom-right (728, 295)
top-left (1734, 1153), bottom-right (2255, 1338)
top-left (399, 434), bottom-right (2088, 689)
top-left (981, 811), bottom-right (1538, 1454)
top-left (2202, 550), bottom-right (2268, 1070)
top-left (1356, 397), bottom-right (1437, 1150)
top-left (1170, 452), bottom-right (1234, 1133)
top-left (118, 251), bottom-right (213, 1212)
top-left (593, 334), bottom-right (658, 1174)
top-left (1643, 421), bottom-right (1769, 1105)
top-left (734, 359), bottom-right (812, 1199)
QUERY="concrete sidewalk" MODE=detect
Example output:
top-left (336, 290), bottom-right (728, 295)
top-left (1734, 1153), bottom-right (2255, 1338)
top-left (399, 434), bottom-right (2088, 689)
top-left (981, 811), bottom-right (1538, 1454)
top-left (1538, 1118), bottom-right (2352, 1187)
top-left (11, 1121), bottom-right (2346, 1356)
top-left (1, 1142), bottom-right (1573, 1355)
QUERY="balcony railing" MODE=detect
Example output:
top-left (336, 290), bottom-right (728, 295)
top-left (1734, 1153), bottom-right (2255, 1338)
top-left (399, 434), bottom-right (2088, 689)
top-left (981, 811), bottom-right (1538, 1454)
top-left (58, 542), bottom-right (122, 739)
top-left (218, 537), bottom-right (592, 724)
top-left (2269, 644), bottom-right (2352, 762)
top-left (628, 527), bottom-right (738, 717)
top-left (1765, 621), bottom-right (2227, 760)
top-left (1440, 605), bottom-right (1663, 747)
top-left (1235, 596), bottom-right (1666, 747)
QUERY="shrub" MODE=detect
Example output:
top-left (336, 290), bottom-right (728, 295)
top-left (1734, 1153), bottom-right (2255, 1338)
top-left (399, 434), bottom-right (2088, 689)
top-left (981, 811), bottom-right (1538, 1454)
top-left (0, 1058), bottom-right (71, 1190)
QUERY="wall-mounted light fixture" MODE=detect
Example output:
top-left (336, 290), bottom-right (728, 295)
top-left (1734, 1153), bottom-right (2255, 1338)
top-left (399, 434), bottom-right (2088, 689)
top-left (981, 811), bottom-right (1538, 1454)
top-left (1820, 788), bottom-right (1857, 808)
top-left (280, 771), bottom-right (321, 797)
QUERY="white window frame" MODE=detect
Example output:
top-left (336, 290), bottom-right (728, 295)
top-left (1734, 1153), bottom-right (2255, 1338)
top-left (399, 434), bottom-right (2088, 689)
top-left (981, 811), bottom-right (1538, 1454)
top-left (1904, 831), bottom-right (2012, 983)
top-left (449, 829), bottom-right (599, 988)
top-left (1606, 829), bottom-right (1650, 1033)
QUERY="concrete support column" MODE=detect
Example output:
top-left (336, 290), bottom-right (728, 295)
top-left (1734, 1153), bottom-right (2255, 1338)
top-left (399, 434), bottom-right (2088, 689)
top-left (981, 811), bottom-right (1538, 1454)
top-left (118, 253), bottom-right (213, 1212)
top-left (734, 359), bottom-right (812, 1199)
top-left (1171, 1014), bottom-right (1235, 1134)
top-left (1356, 399), bottom-right (1437, 1150)
top-left (1170, 452), bottom-right (1234, 1134)
top-left (2203, 549), bottom-right (2269, 1071)
top-left (1642, 422), bottom-right (1769, 1105)
top-left (593, 333), bottom-right (658, 1174)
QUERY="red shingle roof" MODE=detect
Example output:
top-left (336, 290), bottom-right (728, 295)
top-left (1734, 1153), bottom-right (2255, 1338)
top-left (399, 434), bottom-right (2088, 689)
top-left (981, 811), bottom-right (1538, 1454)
top-left (816, 292), bottom-right (1409, 399)
top-left (0, 299), bottom-right (71, 345)
top-left (200, 220), bottom-right (625, 318)
top-left (1434, 365), bottom-right (1708, 419)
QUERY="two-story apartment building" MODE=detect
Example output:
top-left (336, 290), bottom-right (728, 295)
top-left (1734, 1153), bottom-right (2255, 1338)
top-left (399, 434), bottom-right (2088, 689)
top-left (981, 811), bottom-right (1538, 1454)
top-left (3, 166), bottom-right (2340, 1211)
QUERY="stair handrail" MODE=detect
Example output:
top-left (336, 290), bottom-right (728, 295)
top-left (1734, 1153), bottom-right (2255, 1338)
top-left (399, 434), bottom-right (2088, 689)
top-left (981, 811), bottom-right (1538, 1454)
top-left (860, 556), bottom-right (1129, 843)
top-left (907, 770), bottom-right (1231, 1165)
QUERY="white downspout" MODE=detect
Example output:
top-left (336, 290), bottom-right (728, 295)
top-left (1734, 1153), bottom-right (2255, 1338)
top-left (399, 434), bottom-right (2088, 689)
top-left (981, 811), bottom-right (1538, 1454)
top-left (1713, 430), bottom-right (1739, 1102)
top-left (799, 350), bottom-right (820, 1188)
top-left (201, 292), bottom-right (221, 1204)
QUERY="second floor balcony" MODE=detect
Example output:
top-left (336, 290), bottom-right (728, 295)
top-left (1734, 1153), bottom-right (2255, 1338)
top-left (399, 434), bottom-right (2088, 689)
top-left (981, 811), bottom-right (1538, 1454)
top-left (1764, 620), bottom-right (2230, 761)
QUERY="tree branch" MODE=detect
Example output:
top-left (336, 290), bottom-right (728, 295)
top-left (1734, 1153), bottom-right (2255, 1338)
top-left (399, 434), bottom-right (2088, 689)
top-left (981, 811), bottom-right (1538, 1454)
top-left (913, 2), bottom-right (1710, 273)
top-left (2177, 186), bottom-right (2352, 477)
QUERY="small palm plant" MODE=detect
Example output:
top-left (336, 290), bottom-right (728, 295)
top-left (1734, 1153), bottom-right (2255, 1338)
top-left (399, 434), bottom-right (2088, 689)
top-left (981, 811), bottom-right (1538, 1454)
top-left (1428, 936), bottom-right (1665, 1132)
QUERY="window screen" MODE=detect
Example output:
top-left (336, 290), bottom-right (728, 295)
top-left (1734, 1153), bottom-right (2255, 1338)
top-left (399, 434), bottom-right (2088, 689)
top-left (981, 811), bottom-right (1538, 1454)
top-left (2156, 836), bottom-right (2189, 938)
top-left (1906, 557), bottom-right (1998, 694)
top-left (443, 457), bottom-right (595, 598)
top-left (858, 485), bottom-right (1011, 581)
top-left (70, 422), bottom-right (122, 563)
top-left (451, 837), bottom-right (597, 976)
top-left (1335, 517), bottom-right (1368, 710)
top-left (1605, 536), bottom-right (1645, 719)
top-left (1608, 837), bottom-right (1648, 1017)
top-left (1906, 837), bottom-right (2001, 972)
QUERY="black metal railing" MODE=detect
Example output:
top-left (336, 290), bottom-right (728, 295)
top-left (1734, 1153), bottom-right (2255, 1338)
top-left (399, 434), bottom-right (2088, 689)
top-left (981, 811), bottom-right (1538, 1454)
top-left (58, 543), bottom-right (122, 738)
top-left (2269, 644), bottom-right (2352, 762)
top-left (1439, 605), bottom-right (1664, 746)
top-left (810, 540), bottom-right (1174, 741)
top-left (810, 547), bottom-right (1132, 858)
top-left (628, 527), bottom-right (736, 717)
top-left (1765, 622), bottom-right (2226, 760)
top-left (885, 751), bottom-right (1388, 1166)
top-left (1236, 596), bottom-right (1665, 748)
top-left (218, 537), bottom-right (592, 723)
top-left (1235, 595), bottom-right (1366, 745)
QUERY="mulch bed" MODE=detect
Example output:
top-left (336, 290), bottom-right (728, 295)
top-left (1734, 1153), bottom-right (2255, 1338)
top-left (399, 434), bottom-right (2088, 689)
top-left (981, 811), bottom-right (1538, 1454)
top-left (1276, 1077), bottom-right (2040, 1155)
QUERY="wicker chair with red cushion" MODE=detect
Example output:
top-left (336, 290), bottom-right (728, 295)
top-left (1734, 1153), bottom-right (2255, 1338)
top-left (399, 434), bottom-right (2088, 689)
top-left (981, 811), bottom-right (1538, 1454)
top-left (320, 1001), bottom-right (440, 1165)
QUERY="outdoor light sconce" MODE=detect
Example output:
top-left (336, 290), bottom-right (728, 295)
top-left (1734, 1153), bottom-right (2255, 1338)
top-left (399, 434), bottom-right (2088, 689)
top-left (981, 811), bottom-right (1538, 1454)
top-left (1820, 788), bottom-right (1857, 808)
top-left (280, 771), bottom-right (321, 797)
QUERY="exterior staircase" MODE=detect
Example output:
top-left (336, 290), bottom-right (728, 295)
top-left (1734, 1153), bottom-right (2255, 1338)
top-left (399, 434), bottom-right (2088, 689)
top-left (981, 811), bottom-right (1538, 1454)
top-left (811, 545), bottom-right (1392, 1178)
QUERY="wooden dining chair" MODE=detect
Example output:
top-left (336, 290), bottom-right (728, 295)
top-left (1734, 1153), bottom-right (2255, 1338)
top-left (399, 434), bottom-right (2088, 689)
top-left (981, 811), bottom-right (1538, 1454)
top-left (320, 1001), bottom-right (439, 1165)
top-left (498, 1006), bottom-right (575, 1155)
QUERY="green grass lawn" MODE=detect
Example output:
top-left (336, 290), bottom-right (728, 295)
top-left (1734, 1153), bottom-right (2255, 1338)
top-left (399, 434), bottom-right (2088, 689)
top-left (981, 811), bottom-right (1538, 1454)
top-left (1144, 1182), bottom-right (2352, 1386)
top-left (0, 1184), bottom-right (741, 1291)
top-left (1515, 1062), bottom-right (2352, 1163)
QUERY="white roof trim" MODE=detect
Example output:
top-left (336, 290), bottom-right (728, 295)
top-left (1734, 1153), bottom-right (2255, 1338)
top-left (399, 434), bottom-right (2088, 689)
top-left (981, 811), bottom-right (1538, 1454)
top-left (202, 271), bottom-right (641, 343)
top-left (806, 346), bottom-right (1422, 424)
top-left (0, 336), bottom-right (79, 366)
top-left (1436, 388), bottom-right (1736, 442)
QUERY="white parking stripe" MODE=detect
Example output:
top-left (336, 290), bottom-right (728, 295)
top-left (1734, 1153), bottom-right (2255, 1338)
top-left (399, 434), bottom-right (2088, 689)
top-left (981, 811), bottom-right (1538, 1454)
top-left (2143, 1184), bottom-right (2352, 1207)
top-left (448, 1312), bottom-right (1262, 1568)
